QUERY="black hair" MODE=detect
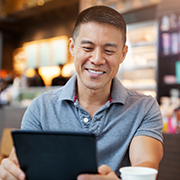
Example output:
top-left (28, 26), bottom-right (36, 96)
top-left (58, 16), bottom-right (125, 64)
top-left (72, 5), bottom-right (126, 46)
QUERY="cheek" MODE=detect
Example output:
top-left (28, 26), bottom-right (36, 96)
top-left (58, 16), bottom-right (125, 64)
top-left (74, 52), bottom-right (86, 71)
top-left (112, 63), bottom-right (120, 73)
top-left (75, 50), bottom-right (90, 64)
top-left (108, 58), bottom-right (121, 74)
top-left (108, 55), bottom-right (121, 68)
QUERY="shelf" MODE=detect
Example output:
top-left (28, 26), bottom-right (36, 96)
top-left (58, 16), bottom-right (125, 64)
top-left (130, 41), bottom-right (156, 47)
top-left (125, 85), bottom-right (156, 90)
top-left (121, 79), bottom-right (156, 90)
top-left (160, 83), bottom-right (180, 87)
top-left (156, 0), bottom-right (180, 102)
top-left (122, 61), bottom-right (156, 71)
top-left (159, 53), bottom-right (180, 59)
top-left (120, 20), bottom-right (157, 97)
top-left (130, 45), bottom-right (156, 52)
top-left (160, 28), bottom-right (180, 33)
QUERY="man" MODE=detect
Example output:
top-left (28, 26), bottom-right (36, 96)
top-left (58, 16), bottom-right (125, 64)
top-left (0, 5), bottom-right (163, 180)
top-left (28, 68), bottom-right (45, 87)
top-left (51, 64), bottom-right (69, 86)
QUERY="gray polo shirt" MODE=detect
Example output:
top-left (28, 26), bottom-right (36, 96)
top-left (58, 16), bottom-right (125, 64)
top-left (21, 74), bottom-right (163, 176)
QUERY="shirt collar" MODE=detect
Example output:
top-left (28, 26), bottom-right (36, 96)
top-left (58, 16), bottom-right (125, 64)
top-left (57, 74), bottom-right (77, 102)
top-left (58, 74), bottom-right (128, 105)
top-left (111, 76), bottom-right (128, 104)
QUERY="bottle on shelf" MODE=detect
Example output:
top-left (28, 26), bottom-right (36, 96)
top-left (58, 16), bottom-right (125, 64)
top-left (175, 60), bottom-right (180, 84)
top-left (170, 89), bottom-right (180, 134)
top-left (176, 109), bottom-right (180, 134)
top-left (171, 32), bottom-right (179, 54)
top-left (162, 33), bottom-right (170, 55)
top-left (160, 89), bottom-right (180, 134)
top-left (160, 15), bottom-right (170, 31)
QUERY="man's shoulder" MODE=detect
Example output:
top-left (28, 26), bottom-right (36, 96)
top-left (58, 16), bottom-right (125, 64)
top-left (125, 88), bottom-right (156, 104)
top-left (112, 77), bottom-right (155, 104)
top-left (37, 75), bottom-right (76, 103)
top-left (35, 87), bottom-right (64, 103)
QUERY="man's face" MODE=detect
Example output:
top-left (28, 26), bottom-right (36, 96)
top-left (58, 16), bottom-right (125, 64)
top-left (69, 22), bottom-right (128, 91)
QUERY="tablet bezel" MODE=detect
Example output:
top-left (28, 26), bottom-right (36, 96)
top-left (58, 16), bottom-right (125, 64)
top-left (12, 130), bottom-right (98, 180)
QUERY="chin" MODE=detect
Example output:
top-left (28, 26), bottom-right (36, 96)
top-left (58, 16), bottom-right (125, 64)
top-left (85, 83), bottom-right (104, 90)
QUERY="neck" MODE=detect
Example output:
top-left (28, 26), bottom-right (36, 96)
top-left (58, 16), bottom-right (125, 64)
top-left (76, 81), bottom-right (112, 118)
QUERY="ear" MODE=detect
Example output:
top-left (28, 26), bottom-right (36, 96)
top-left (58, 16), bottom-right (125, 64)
top-left (69, 37), bottom-right (75, 57)
top-left (120, 45), bottom-right (128, 64)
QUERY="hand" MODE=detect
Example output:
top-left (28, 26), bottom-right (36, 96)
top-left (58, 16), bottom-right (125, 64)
top-left (0, 148), bottom-right (25, 180)
top-left (77, 165), bottom-right (120, 180)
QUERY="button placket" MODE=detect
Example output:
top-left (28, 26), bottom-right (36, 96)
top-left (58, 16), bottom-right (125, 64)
top-left (79, 109), bottom-right (91, 130)
top-left (83, 117), bottom-right (89, 123)
top-left (90, 109), bottom-right (106, 135)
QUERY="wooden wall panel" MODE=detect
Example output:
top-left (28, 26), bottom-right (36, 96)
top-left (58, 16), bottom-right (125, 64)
top-left (158, 134), bottom-right (180, 180)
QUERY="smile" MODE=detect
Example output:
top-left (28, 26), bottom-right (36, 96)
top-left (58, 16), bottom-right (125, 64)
top-left (86, 68), bottom-right (105, 74)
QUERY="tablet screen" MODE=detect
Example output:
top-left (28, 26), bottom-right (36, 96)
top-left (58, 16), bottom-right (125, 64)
top-left (12, 130), bottom-right (98, 180)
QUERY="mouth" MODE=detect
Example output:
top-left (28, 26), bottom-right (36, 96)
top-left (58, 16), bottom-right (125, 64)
top-left (86, 68), bottom-right (105, 75)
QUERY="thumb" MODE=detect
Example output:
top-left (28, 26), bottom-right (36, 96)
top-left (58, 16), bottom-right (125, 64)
top-left (98, 165), bottom-right (114, 175)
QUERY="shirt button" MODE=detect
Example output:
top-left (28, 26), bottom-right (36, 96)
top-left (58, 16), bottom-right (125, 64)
top-left (83, 117), bottom-right (89, 123)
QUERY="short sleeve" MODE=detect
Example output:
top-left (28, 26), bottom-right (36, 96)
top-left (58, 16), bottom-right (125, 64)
top-left (134, 96), bottom-right (163, 143)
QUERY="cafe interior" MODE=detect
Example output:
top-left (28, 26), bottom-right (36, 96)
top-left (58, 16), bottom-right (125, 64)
top-left (0, 0), bottom-right (180, 179)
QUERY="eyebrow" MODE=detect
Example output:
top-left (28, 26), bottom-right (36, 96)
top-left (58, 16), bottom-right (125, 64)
top-left (104, 43), bottom-right (118, 48)
top-left (80, 40), bottom-right (94, 45)
top-left (80, 40), bottom-right (118, 48)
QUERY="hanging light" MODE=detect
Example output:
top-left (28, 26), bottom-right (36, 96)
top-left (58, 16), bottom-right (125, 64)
top-left (37, 0), bottom-right (45, 6)
top-left (38, 66), bottom-right (61, 86)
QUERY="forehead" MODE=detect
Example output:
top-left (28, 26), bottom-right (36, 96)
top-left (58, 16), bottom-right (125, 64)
top-left (76, 22), bottom-right (123, 44)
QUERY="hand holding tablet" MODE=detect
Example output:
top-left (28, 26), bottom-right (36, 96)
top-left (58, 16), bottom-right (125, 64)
top-left (12, 130), bottom-right (98, 180)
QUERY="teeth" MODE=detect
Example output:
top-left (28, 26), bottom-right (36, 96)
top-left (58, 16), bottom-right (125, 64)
top-left (88, 69), bottom-right (104, 74)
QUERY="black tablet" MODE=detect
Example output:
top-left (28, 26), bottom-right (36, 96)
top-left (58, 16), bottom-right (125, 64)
top-left (12, 130), bottom-right (98, 180)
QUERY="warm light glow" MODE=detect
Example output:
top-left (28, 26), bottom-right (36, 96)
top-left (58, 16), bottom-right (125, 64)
top-left (142, 91), bottom-right (156, 98)
top-left (25, 68), bottom-right (35, 78)
top-left (50, 36), bottom-right (69, 65)
top-left (62, 63), bottom-right (76, 78)
top-left (38, 66), bottom-right (61, 86)
top-left (13, 48), bottom-right (26, 75)
top-left (37, 0), bottom-right (45, 6)
top-left (0, 69), bottom-right (7, 79)
top-left (23, 36), bottom-right (68, 68)
top-left (23, 42), bottom-right (39, 68)
top-left (0, 12), bottom-right (7, 18)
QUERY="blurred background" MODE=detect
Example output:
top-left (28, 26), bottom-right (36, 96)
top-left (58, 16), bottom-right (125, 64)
top-left (0, 0), bottom-right (179, 104)
top-left (0, 1), bottom-right (180, 179)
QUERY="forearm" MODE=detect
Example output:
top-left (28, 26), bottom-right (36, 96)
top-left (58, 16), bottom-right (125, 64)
top-left (133, 161), bottom-right (159, 170)
top-left (130, 136), bottom-right (163, 171)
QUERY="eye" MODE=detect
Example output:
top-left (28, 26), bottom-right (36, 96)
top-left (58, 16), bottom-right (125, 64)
top-left (83, 46), bottom-right (93, 52)
top-left (104, 50), bottom-right (114, 55)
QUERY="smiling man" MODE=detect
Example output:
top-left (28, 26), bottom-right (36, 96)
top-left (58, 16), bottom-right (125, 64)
top-left (69, 21), bottom-right (128, 118)
top-left (0, 5), bottom-right (163, 180)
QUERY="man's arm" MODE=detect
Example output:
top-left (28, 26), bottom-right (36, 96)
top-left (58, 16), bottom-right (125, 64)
top-left (129, 135), bottom-right (163, 170)
top-left (0, 148), bottom-right (26, 180)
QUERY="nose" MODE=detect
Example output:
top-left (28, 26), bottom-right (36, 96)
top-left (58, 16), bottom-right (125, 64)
top-left (90, 48), bottom-right (105, 65)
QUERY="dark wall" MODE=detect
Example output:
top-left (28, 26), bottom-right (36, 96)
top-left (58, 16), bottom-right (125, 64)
top-left (17, 7), bottom-right (78, 47)
top-left (0, 3), bottom-right (79, 73)
top-left (1, 32), bottom-right (18, 72)
top-left (123, 4), bottom-right (156, 24)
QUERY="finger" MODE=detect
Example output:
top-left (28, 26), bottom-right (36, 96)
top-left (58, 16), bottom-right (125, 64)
top-left (77, 173), bottom-right (118, 180)
top-left (10, 153), bottom-right (20, 168)
top-left (1, 158), bottom-right (25, 180)
top-left (0, 164), bottom-right (19, 180)
top-left (77, 165), bottom-right (118, 180)
top-left (9, 148), bottom-right (19, 166)
top-left (77, 174), bottom-right (104, 180)
top-left (98, 165), bottom-right (114, 175)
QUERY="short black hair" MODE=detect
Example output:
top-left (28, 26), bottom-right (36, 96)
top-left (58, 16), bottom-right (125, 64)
top-left (72, 5), bottom-right (126, 46)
